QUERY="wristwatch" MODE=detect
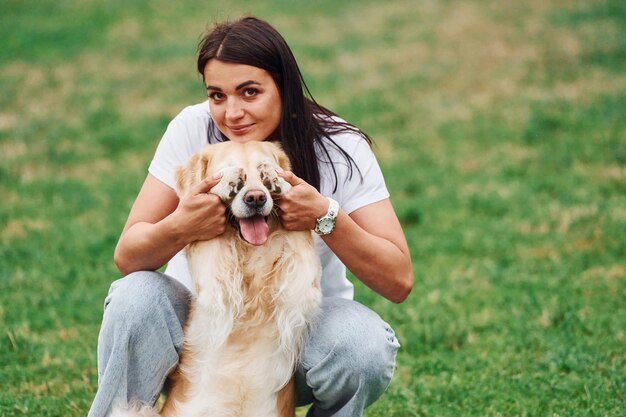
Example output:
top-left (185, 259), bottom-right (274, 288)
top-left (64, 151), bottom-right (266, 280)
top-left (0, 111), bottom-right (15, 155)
top-left (314, 197), bottom-right (339, 236)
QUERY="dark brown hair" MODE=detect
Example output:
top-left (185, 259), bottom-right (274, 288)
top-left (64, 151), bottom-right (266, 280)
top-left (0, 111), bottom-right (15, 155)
top-left (197, 16), bottom-right (370, 191)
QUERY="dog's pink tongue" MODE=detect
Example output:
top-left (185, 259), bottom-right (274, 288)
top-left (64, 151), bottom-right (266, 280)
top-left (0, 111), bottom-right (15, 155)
top-left (239, 215), bottom-right (269, 246)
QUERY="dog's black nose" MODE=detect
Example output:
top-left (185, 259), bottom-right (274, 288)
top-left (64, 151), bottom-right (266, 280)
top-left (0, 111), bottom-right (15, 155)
top-left (243, 190), bottom-right (267, 208)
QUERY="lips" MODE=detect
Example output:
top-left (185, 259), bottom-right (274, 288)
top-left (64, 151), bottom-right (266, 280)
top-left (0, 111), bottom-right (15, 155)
top-left (228, 124), bottom-right (254, 136)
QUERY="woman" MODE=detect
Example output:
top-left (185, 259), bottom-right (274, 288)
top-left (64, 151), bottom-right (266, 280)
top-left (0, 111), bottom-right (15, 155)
top-left (89, 16), bottom-right (413, 417)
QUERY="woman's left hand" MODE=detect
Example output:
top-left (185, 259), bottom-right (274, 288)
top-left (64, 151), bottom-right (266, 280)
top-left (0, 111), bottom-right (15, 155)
top-left (276, 170), bottom-right (328, 231)
top-left (278, 170), bottom-right (413, 303)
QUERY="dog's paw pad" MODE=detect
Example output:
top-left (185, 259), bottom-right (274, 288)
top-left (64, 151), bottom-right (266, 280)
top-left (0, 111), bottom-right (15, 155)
top-left (211, 166), bottom-right (245, 201)
top-left (271, 174), bottom-right (291, 195)
top-left (260, 164), bottom-right (290, 195)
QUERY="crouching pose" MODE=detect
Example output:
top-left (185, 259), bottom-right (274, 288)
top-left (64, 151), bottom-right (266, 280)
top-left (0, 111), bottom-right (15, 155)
top-left (89, 16), bottom-right (412, 417)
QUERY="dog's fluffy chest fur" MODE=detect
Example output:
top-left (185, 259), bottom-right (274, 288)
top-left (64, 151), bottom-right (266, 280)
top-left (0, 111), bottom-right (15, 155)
top-left (166, 230), bottom-right (321, 417)
top-left (166, 142), bottom-right (322, 417)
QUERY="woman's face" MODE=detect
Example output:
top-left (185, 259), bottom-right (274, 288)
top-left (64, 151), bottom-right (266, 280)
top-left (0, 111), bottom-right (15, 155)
top-left (204, 60), bottom-right (282, 143)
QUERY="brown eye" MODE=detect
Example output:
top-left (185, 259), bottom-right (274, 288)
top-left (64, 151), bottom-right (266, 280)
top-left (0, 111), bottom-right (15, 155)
top-left (209, 92), bottom-right (225, 101)
top-left (243, 88), bottom-right (258, 98)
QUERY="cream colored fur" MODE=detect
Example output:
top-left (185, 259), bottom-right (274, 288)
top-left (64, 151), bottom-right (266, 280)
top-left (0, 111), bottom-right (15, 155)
top-left (111, 141), bottom-right (321, 417)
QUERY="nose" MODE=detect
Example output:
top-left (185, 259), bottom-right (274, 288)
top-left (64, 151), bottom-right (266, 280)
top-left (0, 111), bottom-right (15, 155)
top-left (243, 190), bottom-right (267, 208)
top-left (225, 99), bottom-right (244, 121)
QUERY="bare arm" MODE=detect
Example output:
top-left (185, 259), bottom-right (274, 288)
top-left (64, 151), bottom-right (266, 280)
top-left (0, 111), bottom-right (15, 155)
top-left (114, 173), bottom-right (226, 275)
top-left (277, 171), bottom-right (413, 304)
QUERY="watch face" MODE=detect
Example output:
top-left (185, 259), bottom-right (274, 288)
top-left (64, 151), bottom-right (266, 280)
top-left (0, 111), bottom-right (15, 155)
top-left (318, 218), bottom-right (334, 233)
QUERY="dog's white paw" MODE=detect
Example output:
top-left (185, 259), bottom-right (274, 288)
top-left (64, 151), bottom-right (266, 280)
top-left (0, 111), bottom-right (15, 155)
top-left (211, 166), bottom-right (245, 201)
top-left (110, 400), bottom-right (160, 417)
top-left (260, 164), bottom-right (291, 196)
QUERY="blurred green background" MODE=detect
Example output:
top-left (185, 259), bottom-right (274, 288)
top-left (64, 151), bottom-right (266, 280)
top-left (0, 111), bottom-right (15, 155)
top-left (1, 0), bottom-right (624, 415)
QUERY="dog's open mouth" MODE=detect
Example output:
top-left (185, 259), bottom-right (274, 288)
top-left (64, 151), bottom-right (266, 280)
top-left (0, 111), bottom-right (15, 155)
top-left (234, 214), bottom-right (269, 246)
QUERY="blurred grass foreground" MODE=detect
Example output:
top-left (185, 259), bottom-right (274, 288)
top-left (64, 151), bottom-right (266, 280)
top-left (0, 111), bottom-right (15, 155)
top-left (1, 0), bottom-right (625, 416)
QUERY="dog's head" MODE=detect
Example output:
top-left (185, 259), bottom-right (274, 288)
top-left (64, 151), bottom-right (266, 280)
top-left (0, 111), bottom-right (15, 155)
top-left (175, 141), bottom-right (292, 246)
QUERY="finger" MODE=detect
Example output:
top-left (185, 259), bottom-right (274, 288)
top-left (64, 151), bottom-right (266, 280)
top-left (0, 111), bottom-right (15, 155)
top-left (191, 172), bottom-right (223, 195)
top-left (278, 170), bottom-right (304, 186)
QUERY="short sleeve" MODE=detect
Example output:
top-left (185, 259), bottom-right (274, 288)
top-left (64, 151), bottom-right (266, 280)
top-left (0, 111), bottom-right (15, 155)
top-left (318, 133), bottom-right (390, 214)
top-left (148, 103), bottom-right (211, 189)
top-left (338, 137), bottom-right (390, 213)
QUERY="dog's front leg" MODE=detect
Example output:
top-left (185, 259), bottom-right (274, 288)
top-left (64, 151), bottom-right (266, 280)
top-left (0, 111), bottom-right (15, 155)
top-left (166, 239), bottom-right (246, 416)
top-left (272, 233), bottom-right (322, 379)
top-left (185, 239), bottom-right (243, 348)
top-left (276, 378), bottom-right (296, 417)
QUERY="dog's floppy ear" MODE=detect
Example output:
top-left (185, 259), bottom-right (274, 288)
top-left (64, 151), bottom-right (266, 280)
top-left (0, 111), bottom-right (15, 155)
top-left (175, 148), bottom-right (212, 197)
top-left (271, 143), bottom-right (292, 171)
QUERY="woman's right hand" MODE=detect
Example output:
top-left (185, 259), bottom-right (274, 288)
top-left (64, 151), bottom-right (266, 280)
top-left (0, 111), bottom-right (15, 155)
top-left (114, 173), bottom-right (227, 275)
top-left (171, 174), bottom-right (227, 244)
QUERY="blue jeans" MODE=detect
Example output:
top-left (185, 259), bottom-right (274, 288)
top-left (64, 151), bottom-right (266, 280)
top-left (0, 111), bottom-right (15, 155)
top-left (88, 271), bottom-right (400, 417)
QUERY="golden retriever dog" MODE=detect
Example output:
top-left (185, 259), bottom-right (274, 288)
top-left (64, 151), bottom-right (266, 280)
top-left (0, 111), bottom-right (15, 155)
top-left (112, 141), bottom-right (322, 417)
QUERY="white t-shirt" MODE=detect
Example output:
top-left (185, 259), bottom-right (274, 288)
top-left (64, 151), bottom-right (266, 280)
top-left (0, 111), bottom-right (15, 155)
top-left (148, 101), bottom-right (389, 299)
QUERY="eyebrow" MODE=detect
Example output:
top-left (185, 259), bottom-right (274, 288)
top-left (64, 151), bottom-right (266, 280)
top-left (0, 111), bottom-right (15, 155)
top-left (206, 80), bottom-right (261, 91)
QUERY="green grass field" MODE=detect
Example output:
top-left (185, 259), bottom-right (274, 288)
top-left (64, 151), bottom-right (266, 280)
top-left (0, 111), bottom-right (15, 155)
top-left (1, 0), bottom-right (624, 415)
